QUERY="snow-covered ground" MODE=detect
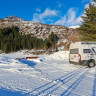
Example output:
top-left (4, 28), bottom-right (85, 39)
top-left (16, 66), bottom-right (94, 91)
top-left (0, 51), bottom-right (96, 96)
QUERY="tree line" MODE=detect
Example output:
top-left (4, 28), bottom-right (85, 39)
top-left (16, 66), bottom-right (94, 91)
top-left (0, 26), bottom-right (58, 53)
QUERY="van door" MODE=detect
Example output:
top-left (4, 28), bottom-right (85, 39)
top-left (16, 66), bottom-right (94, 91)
top-left (70, 48), bottom-right (79, 63)
top-left (83, 49), bottom-right (91, 60)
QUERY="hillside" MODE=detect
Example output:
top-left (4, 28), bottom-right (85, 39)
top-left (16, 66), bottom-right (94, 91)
top-left (0, 16), bottom-right (81, 49)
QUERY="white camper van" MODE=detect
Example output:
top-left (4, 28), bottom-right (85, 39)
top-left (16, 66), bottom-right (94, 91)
top-left (69, 41), bottom-right (96, 67)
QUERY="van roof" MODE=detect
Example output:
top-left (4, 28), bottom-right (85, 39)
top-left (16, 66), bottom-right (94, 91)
top-left (73, 41), bottom-right (96, 44)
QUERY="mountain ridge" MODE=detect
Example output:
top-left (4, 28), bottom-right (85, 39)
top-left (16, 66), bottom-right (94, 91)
top-left (0, 16), bottom-right (81, 49)
top-left (3, 16), bottom-right (24, 21)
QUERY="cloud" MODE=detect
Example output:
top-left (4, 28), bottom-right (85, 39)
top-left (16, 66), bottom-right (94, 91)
top-left (82, 0), bottom-right (92, 3)
top-left (57, 1), bottom-right (62, 8)
top-left (84, 1), bottom-right (96, 9)
top-left (55, 8), bottom-right (82, 26)
top-left (32, 8), bottom-right (58, 23)
top-left (39, 8), bottom-right (57, 19)
top-left (32, 8), bottom-right (83, 27)
top-left (55, 16), bottom-right (66, 25)
top-left (74, 16), bottom-right (82, 25)
top-left (84, 3), bottom-right (89, 8)
top-left (32, 13), bottom-right (40, 22)
top-left (35, 8), bottom-right (41, 12)
top-left (66, 8), bottom-right (76, 25)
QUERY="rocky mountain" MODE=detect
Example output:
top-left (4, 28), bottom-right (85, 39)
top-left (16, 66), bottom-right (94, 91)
top-left (0, 16), bottom-right (81, 49)
top-left (4, 16), bottom-right (24, 21)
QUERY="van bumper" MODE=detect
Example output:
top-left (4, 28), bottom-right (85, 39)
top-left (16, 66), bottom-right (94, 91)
top-left (69, 60), bottom-right (88, 66)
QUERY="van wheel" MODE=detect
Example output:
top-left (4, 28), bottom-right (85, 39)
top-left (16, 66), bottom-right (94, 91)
top-left (88, 61), bottom-right (95, 68)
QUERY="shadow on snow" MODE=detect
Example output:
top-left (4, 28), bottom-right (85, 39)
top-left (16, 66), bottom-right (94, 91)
top-left (60, 69), bottom-right (89, 96)
top-left (26, 68), bottom-right (87, 96)
top-left (18, 59), bottom-right (36, 68)
top-left (0, 88), bottom-right (26, 96)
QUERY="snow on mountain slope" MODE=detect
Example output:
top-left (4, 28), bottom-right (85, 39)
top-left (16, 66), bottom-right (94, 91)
top-left (69, 25), bottom-right (80, 29)
top-left (0, 17), bottom-right (81, 45)
top-left (0, 51), bottom-right (96, 96)
top-left (4, 16), bottom-right (24, 21)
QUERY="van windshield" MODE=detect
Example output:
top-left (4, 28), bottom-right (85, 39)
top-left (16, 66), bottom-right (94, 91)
top-left (92, 47), bottom-right (96, 53)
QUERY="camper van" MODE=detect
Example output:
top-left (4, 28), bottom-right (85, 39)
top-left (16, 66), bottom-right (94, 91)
top-left (69, 41), bottom-right (96, 67)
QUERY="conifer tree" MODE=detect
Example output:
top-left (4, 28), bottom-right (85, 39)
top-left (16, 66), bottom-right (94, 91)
top-left (49, 32), bottom-right (57, 47)
top-left (80, 0), bottom-right (96, 40)
top-left (0, 26), bottom-right (58, 53)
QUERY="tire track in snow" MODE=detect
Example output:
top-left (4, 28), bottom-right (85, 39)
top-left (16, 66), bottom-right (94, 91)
top-left (27, 68), bottom-right (85, 96)
top-left (92, 67), bottom-right (96, 96)
top-left (60, 68), bottom-right (90, 96)
top-left (45, 68), bottom-right (88, 96)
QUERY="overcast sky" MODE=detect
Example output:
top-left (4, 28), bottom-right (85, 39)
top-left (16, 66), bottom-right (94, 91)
top-left (0, 0), bottom-right (92, 27)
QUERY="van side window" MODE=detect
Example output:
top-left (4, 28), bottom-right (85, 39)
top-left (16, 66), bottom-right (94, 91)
top-left (70, 49), bottom-right (78, 54)
top-left (83, 49), bottom-right (91, 53)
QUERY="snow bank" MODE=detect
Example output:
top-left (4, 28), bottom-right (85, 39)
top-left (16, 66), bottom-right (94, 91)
top-left (45, 51), bottom-right (69, 60)
top-left (0, 50), bottom-right (38, 59)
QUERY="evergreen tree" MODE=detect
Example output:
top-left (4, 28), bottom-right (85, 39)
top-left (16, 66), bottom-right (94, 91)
top-left (48, 32), bottom-right (57, 47)
top-left (79, 0), bottom-right (96, 41)
top-left (0, 26), bottom-right (58, 53)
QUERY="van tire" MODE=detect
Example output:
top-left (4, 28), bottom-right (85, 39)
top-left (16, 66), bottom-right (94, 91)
top-left (88, 60), bottom-right (95, 68)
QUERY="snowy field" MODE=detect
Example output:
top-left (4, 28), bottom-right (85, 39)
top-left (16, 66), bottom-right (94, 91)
top-left (0, 51), bottom-right (96, 96)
